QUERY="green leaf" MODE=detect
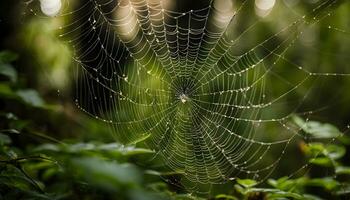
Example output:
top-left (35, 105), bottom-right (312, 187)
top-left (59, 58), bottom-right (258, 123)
top-left (236, 179), bottom-right (257, 188)
top-left (0, 129), bottom-right (20, 135)
top-left (0, 64), bottom-right (17, 82)
top-left (292, 115), bottom-right (341, 138)
top-left (335, 166), bottom-right (350, 175)
top-left (306, 177), bottom-right (340, 191)
top-left (325, 144), bottom-right (346, 160)
top-left (34, 142), bottom-right (154, 156)
top-left (215, 194), bottom-right (238, 200)
top-left (305, 143), bottom-right (345, 159)
top-left (233, 184), bottom-right (245, 194)
top-left (268, 177), bottom-right (299, 191)
top-left (16, 89), bottom-right (45, 107)
top-left (0, 51), bottom-right (18, 64)
top-left (0, 133), bottom-right (11, 145)
top-left (309, 157), bottom-right (333, 167)
top-left (145, 170), bottom-right (185, 176)
top-left (0, 83), bottom-right (16, 97)
top-left (302, 194), bottom-right (324, 200)
top-left (259, 189), bottom-right (304, 200)
top-left (71, 157), bottom-right (141, 189)
top-left (306, 143), bottom-right (345, 166)
top-left (5, 112), bottom-right (18, 120)
top-left (338, 135), bottom-right (350, 145)
top-left (336, 184), bottom-right (350, 196)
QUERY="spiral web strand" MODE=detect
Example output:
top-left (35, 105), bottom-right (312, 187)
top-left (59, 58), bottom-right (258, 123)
top-left (26, 0), bottom-right (350, 192)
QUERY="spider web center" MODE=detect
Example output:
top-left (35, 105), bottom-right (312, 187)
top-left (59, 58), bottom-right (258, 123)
top-left (179, 93), bottom-right (189, 103)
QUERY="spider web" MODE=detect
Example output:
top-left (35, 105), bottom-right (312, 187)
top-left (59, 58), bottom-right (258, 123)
top-left (26, 0), bottom-right (350, 193)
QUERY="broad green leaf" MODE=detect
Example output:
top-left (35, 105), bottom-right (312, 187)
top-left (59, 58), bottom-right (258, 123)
top-left (292, 115), bottom-right (341, 138)
top-left (309, 157), bottom-right (333, 167)
top-left (325, 144), bottom-right (346, 160)
top-left (215, 194), bottom-right (238, 200)
top-left (233, 184), bottom-right (245, 194)
top-left (244, 188), bottom-right (307, 199)
top-left (338, 135), bottom-right (350, 145)
top-left (128, 188), bottom-right (170, 200)
top-left (306, 177), bottom-right (340, 191)
top-left (95, 143), bottom-right (154, 156)
top-left (304, 143), bottom-right (345, 163)
top-left (16, 89), bottom-right (45, 107)
top-left (306, 143), bottom-right (325, 154)
top-left (0, 83), bottom-right (15, 97)
top-left (0, 64), bottom-right (17, 82)
top-left (302, 194), bottom-right (324, 200)
top-left (336, 184), bottom-right (350, 196)
top-left (0, 129), bottom-right (20, 135)
top-left (0, 170), bottom-right (44, 194)
top-left (236, 179), bottom-right (257, 188)
top-left (0, 133), bottom-right (11, 145)
top-left (145, 170), bottom-right (185, 176)
top-left (268, 177), bottom-right (299, 191)
top-left (5, 112), bottom-right (18, 120)
top-left (33, 143), bottom-right (60, 152)
top-left (0, 51), bottom-right (18, 64)
top-left (306, 144), bottom-right (346, 166)
top-left (71, 157), bottom-right (141, 189)
top-left (34, 142), bottom-right (154, 157)
top-left (263, 190), bottom-right (303, 200)
top-left (335, 166), bottom-right (350, 175)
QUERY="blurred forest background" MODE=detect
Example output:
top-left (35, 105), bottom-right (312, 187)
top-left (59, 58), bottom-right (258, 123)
top-left (1, 0), bottom-right (350, 199)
